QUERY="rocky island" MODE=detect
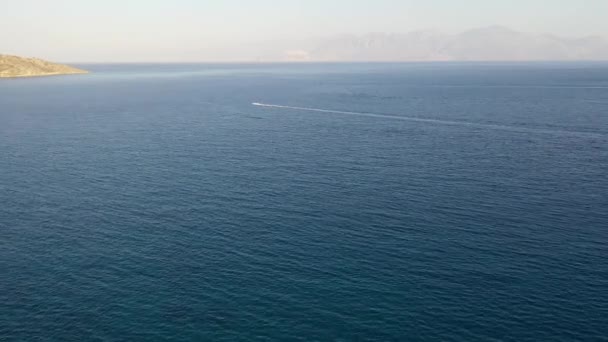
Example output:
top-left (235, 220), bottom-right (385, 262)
top-left (0, 54), bottom-right (87, 78)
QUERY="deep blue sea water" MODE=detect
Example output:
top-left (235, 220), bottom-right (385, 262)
top-left (1, 63), bottom-right (607, 341)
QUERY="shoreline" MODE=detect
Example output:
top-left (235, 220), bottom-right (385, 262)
top-left (0, 71), bottom-right (89, 79)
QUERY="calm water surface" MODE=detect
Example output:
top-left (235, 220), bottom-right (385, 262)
top-left (1, 63), bottom-right (607, 341)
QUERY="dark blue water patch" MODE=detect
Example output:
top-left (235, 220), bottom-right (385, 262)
top-left (1, 63), bottom-right (607, 341)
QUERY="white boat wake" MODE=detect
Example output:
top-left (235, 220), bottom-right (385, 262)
top-left (252, 102), bottom-right (605, 139)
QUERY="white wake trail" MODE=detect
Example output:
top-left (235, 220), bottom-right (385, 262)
top-left (252, 102), bottom-right (606, 139)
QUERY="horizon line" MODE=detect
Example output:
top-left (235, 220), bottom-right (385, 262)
top-left (62, 60), bottom-right (608, 64)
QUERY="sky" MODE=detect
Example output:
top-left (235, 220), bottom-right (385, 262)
top-left (1, 0), bottom-right (607, 62)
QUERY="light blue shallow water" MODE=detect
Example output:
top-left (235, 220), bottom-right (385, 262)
top-left (1, 63), bottom-right (607, 341)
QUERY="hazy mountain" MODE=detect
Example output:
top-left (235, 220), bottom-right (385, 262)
top-left (291, 26), bottom-right (608, 62)
top-left (0, 55), bottom-right (87, 78)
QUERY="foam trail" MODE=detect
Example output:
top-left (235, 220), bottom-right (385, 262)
top-left (252, 102), bottom-right (606, 139)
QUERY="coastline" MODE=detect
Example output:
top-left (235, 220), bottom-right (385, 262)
top-left (0, 70), bottom-right (89, 78)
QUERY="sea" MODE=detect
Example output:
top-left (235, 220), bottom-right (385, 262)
top-left (1, 62), bottom-right (607, 341)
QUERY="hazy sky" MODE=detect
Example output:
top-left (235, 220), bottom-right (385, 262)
top-left (2, 0), bottom-right (607, 62)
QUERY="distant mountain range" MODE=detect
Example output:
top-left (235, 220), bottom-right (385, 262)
top-left (0, 55), bottom-right (87, 78)
top-left (281, 26), bottom-right (608, 62)
top-left (3, 27), bottom-right (607, 64)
